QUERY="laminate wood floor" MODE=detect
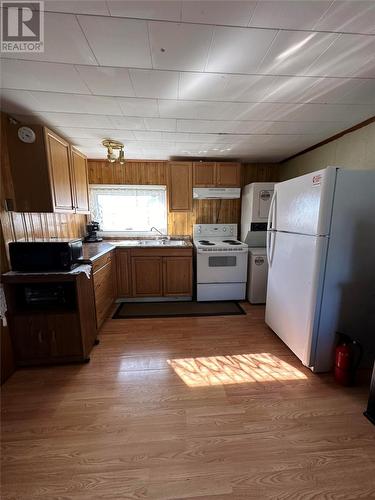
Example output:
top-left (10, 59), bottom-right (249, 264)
top-left (1, 304), bottom-right (374, 499)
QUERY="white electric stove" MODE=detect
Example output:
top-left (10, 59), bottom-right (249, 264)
top-left (193, 224), bottom-right (248, 301)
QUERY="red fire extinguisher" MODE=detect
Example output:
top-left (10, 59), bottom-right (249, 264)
top-left (334, 333), bottom-right (363, 386)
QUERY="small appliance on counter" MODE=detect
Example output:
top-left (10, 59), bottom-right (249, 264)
top-left (84, 221), bottom-right (102, 243)
top-left (9, 239), bottom-right (83, 272)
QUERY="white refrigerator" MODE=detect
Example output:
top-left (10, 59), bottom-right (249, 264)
top-left (265, 166), bottom-right (375, 372)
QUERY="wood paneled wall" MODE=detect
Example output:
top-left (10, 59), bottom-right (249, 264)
top-left (88, 160), bottom-right (278, 236)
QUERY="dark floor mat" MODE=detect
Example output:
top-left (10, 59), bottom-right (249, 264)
top-left (113, 301), bottom-right (245, 319)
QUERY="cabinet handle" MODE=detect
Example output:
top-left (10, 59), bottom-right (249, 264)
top-left (38, 331), bottom-right (43, 343)
top-left (51, 330), bottom-right (56, 343)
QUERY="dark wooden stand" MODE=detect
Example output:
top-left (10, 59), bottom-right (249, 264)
top-left (2, 270), bottom-right (97, 366)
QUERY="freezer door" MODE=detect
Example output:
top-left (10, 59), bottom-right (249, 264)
top-left (270, 167), bottom-right (336, 236)
top-left (265, 231), bottom-right (328, 367)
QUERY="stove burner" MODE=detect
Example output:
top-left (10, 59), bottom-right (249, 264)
top-left (222, 240), bottom-right (242, 245)
top-left (199, 240), bottom-right (215, 246)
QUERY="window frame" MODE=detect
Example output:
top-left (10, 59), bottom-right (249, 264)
top-left (89, 184), bottom-right (168, 237)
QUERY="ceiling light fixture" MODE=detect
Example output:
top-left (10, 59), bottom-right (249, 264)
top-left (102, 139), bottom-right (125, 165)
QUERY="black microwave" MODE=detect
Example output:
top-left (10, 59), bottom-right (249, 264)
top-left (9, 239), bottom-right (83, 272)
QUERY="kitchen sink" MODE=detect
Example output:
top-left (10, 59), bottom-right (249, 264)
top-left (110, 239), bottom-right (188, 247)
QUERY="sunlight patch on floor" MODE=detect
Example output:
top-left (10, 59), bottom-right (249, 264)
top-left (167, 353), bottom-right (307, 387)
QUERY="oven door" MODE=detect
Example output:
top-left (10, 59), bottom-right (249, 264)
top-left (197, 250), bottom-right (248, 283)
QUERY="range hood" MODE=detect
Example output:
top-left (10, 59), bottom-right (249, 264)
top-left (193, 188), bottom-right (241, 200)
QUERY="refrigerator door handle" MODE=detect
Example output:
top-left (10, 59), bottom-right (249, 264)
top-left (266, 229), bottom-right (271, 266)
top-left (267, 191), bottom-right (276, 230)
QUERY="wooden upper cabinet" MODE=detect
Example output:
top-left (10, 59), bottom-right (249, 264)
top-left (192, 161), bottom-right (242, 187)
top-left (5, 118), bottom-right (88, 213)
top-left (44, 129), bottom-right (75, 212)
top-left (193, 162), bottom-right (216, 187)
top-left (71, 147), bottom-right (90, 213)
top-left (215, 162), bottom-right (242, 187)
top-left (169, 162), bottom-right (192, 212)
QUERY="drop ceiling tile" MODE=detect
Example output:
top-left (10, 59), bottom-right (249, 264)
top-left (44, 1), bottom-right (110, 15)
top-left (0, 89), bottom-right (43, 114)
top-left (178, 73), bottom-right (279, 102)
top-left (75, 66), bottom-right (135, 97)
top-left (181, 1), bottom-right (257, 27)
top-left (144, 117), bottom-right (177, 131)
top-left (36, 112), bottom-right (115, 128)
top-left (107, 1), bottom-right (182, 21)
top-left (133, 131), bottom-right (163, 141)
top-left (257, 30), bottom-right (339, 76)
top-left (2, 13), bottom-right (97, 65)
top-left (304, 34), bottom-right (375, 77)
top-left (249, 1), bottom-right (331, 30)
top-left (107, 116), bottom-right (146, 130)
top-left (143, 141), bottom-right (176, 151)
top-left (176, 119), bottom-right (267, 134)
top-left (331, 79), bottom-right (375, 104)
top-left (206, 26), bottom-right (277, 74)
top-left (27, 91), bottom-right (122, 115)
top-left (313, 0), bottom-right (375, 35)
top-left (159, 99), bottom-right (266, 120)
top-left (161, 132), bottom-right (244, 144)
top-left (56, 127), bottom-right (136, 141)
top-left (78, 15), bottom-right (152, 67)
top-left (280, 103), bottom-right (375, 123)
top-left (149, 21), bottom-right (213, 71)
top-left (129, 69), bottom-right (179, 99)
top-left (260, 120), bottom-right (352, 136)
top-left (0, 60), bottom-right (89, 94)
top-left (117, 97), bottom-right (159, 117)
top-left (295, 77), bottom-right (375, 104)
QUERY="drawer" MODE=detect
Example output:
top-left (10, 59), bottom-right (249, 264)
top-left (93, 260), bottom-right (115, 328)
top-left (92, 251), bottom-right (113, 273)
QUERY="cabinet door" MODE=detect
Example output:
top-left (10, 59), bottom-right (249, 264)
top-left (169, 162), bottom-right (192, 211)
top-left (131, 257), bottom-right (163, 296)
top-left (163, 257), bottom-right (192, 296)
top-left (93, 260), bottom-right (115, 329)
top-left (193, 162), bottom-right (216, 187)
top-left (47, 314), bottom-right (82, 358)
top-left (71, 148), bottom-right (89, 213)
top-left (44, 129), bottom-right (75, 212)
top-left (11, 315), bottom-right (50, 362)
top-left (116, 249), bottom-right (131, 297)
top-left (215, 162), bottom-right (241, 187)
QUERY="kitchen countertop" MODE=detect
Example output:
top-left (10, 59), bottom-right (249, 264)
top-left (81, 242), bottom-right (115, 262)
top-left (82, 238), bottom-right (192, 262)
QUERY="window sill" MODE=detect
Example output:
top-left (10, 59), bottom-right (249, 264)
top-left (98, 231), bottom-right (168, 238)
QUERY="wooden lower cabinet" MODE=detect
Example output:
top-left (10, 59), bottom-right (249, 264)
top-left (116, 249), bottom-right (131, 297)
top-left (12, 315), bottom-right (50, 362)
top-left (163, 257), bottom-right (193, 296)
top-left (93, 251), bottom-right (115, 329)
top-left (2, 272), bottom-right (97, 367)
top-left (131, 257), bottom-right (163, 297)
top-left (12, 314), bottom-right (81, 362)
top-left (128, 248), bottom-right (193, 298)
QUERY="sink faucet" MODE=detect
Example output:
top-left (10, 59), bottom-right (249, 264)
top-left (150, 227), bottom-right (170, 240)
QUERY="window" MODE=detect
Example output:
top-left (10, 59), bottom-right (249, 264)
top-left (89, 184), bottom-right (167, 236)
